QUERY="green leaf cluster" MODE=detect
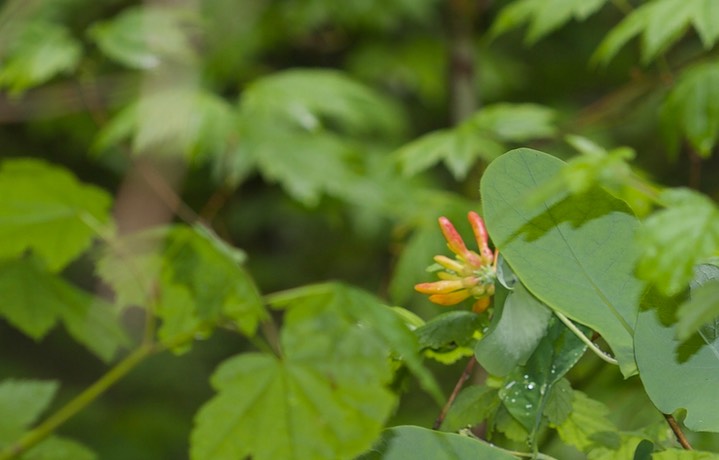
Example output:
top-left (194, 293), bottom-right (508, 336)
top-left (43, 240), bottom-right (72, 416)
top-left (491, 0), bottom-right (608, 44)
top-left (595, 0), bottom-right (719, 65)
top-left (396, 103), bottom-right (556, 180)
top-left (191, 283), bottom-right (438, 460)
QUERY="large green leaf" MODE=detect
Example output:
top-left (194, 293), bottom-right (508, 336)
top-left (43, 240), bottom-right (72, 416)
top-left (491, 0), bottom-right (608, 44)
top-left (191, 283), bottom-right (436, 460)
top-left (0, 159), bottom-right (112, 272)
top-left (0, 258), bottom-right (128, 361)
top-left (481, 148), bottom-right (642, 376)
top-left (359, 425), bottom-right (517, 459)
top-left (474, 282), bottom-right (551, 376)
top-left (661, 61), bottom-right (719, 158)
top-left (635, 294), bottom-right (719, 432)
top-left (636, 188), bottom-right (719, 296)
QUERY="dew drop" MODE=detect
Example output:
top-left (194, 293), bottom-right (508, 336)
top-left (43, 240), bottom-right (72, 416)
top-left (526, 382), bottom-right (536, 390)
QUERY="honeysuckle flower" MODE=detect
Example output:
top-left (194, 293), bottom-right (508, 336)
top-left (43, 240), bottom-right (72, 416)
top-left (415, 211), bottom-right (496, 313)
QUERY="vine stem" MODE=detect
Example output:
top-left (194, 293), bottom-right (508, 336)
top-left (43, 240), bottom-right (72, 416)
top-left (0, 344), bottom-right (152, 460)
top-left (433, 357), bottom-right (476, 430)
top-left (664, 413), bottom-right (693, 450)
top-left (553, 311), bottom-right (619, 366)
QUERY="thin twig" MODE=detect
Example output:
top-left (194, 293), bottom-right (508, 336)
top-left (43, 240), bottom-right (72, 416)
top-left (664, 413), bottom-right (693, 450)
top-left (554, 312), bottom-right (619, 365)
top-left (433, 357), bottom-right (476, 430)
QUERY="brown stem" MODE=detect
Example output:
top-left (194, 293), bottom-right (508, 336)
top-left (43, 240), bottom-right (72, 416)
top-left (688, 146), bottom-right (702, 190)
top-left (664, 413), bottom-right (693, 450)
top-left (433, 357), bottom-right (476, 430)
top-left (448, 0), bottom-right (478, 125)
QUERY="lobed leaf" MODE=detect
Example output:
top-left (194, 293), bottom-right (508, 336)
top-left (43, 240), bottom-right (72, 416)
top-left (481, 148), bottom-right (643, 376)
top-left (441, 385), bottom-right (500, 432)
top-left (192, 283), bottom-right (438, 460)
top-left (660, 61), bottom-right (719, 158)
top-left (554, 390), bottom-right (616, 452)
top-left (0, 21), bottom-right (81, 94)
top-left (89, 5), bottom-right (198, 69)
top-left (0, 379), bottom-right (58, 443)
top-left (98, 224), bottom-right (265, 349)
top-left (636, 188), bottom-right (719, 296)
top-left (594, 0), bottom-right (719, 65)
top-left (95, 87), bottom-right (236, 160)
top-left (491, 0), bottom-right (608, 44)
top-left (395, 103), bottom-right (555, 180)
top-left (0, 258), bottom-right (128, 361)
top-left (0, 159), bottom-right (112, 272)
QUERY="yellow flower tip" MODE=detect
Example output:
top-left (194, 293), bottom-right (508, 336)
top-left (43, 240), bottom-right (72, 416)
top-left (472, 297), bottom-right (490, 313)
top-left (428, 289), bottom-right (472, 306)
top-left (433, 255), bottom-right (464, 273)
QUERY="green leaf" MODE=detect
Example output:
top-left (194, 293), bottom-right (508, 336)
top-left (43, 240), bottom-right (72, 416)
top-left (470, 104), bottom-right (556, 143)
top-left (481, 148), bottom-right (642, 376)
top-left (239, 69), bottom-right (405, 139)
top-left (498, 318), bottom-right (587, 440)
top-left (22, 436), bottom-right (96, 460)
top-left (359, 425), bottom-right (517, 459)
top-left (89, 5), bottom-right (197, 69)
top-left (267, 283), bottom-right (441, 403)
top-left (637, 188), bottom-right (719, 296)
top-left (554, 390), bottom-right (617, 452)
top-left (0, 21), bottom-right (81, 94)
top-left (0, 159), bottom-right (112, 272)
top-left (0, 379), bottom-right (58, 442)
top-left (441, 385), bottom-right (500, 432)
top-left (95, 87), bottom-right (236, 160)
top-left (162, 225), bottom-right (264, 337)
top-left (660, 61), bottom-right (719, 158)
top-left (652, 449), bottom-right (719, 459)
top-left (416, 310), bottom-right (483, 351)
top-left (191, 283), bottom-right (437, 460)
top-left (491, 0), bottom-right (608, 44)
top-left (475, 282), bottom-right (552, 376)
top-left (594, 0), bottom-right (719, 65)
top-left (0, 258), bottom-right (128, 361)
top-left (98, 224), bottom-right (264, 349)
top-left (676, 280), bottom-right (719, 340)
top-left (395, 103), bottom-right (555, 180)
top-left (635, 294), bottom-right (719, 432)
top-left (543, 378), bottom-right (573, 426)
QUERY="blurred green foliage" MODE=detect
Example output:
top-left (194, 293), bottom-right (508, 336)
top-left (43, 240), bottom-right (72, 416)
top-left (2, 0), bottom-right (719, 458)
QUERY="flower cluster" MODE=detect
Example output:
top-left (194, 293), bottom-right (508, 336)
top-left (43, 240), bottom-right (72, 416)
top-left (415, 211), bottom-right (497, 313)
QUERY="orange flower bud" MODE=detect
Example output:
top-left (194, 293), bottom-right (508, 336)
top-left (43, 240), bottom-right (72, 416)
top-left (472, 297), bottom-right (490, 313)
top-left (414, 279), bottom-right (464, 294)
top-left (428, 290), bottom-right (472, 306)
top-left (468, 211), bottom-right (493, 262)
